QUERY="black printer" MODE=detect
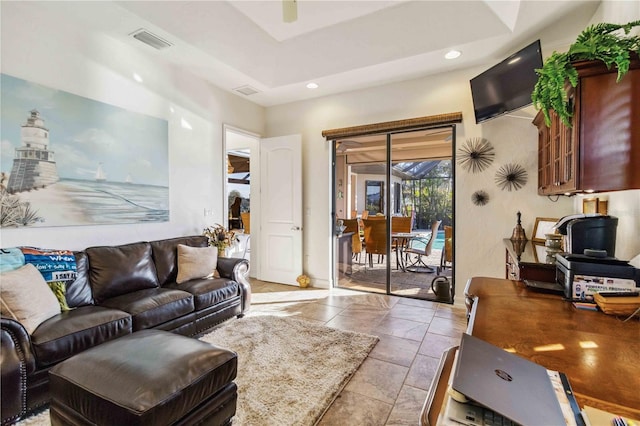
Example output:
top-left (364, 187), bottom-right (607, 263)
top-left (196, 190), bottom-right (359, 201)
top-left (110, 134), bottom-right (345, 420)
top-left (553, 214), bottom-right (639, 300)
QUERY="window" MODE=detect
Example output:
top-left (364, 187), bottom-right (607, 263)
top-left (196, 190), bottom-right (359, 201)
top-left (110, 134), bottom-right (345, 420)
top-left (393, 182), bottom-right (401, 214)
top-left (365, 180), bottom-right (384, 214)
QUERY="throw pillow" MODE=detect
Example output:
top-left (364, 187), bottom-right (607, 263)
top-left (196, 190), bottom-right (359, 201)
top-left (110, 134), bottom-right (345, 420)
top-left (19, 247), bottom-right (77, 311)
top-left (176, 244), bottom-right (218, 284)
top-left (0, 263), bottom-right (61, 334)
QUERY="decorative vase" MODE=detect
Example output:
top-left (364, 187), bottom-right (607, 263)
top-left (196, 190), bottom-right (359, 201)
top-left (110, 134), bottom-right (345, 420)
top-left (510, 211), bottom-right (527, 241)
top-left (218, 247), bottom-right (227, 257)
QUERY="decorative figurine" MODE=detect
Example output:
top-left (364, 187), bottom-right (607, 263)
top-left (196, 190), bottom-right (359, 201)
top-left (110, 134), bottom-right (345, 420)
top-left (510, 211), bottom-right (528, 241)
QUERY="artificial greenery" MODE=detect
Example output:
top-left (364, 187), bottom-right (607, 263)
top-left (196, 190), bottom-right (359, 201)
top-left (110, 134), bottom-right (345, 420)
top-left (532, 20), bottom-right (640, 127)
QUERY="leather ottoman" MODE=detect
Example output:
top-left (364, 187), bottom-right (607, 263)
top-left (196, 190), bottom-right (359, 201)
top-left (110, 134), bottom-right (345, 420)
top-left (48, 330), bottom-right (237, 425)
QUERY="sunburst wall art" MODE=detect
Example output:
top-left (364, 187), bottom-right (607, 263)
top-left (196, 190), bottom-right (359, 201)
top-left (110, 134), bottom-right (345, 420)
top-left (471, 190), bottom-right (490, 206)
top-left (457, 137), bottom-right (495, 173)
top-left (495, 163), bottom-right (528, 191)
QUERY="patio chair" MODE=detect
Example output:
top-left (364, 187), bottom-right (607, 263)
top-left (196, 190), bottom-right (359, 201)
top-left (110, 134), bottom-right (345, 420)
top-left (438, 225), bottom-right (452, 274)
top-left (343, 218), bottom-right (363, 262)
top-left (362, 219), bottom-right (386, 268)
top-left (403, 220), bottom-right (442, 272)
top-left (391, 216), bottom-right (412, 268)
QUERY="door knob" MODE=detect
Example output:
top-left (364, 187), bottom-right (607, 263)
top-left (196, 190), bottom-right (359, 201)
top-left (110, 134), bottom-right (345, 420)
top-left (291, 226), bottom-right (301, 231)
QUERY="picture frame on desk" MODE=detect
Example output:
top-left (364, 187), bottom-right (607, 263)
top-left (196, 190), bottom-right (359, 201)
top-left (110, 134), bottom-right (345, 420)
top-left (532, 217), bottom-right (559, 243)
top-left (582, 197), bottom-right (608, 215)
top-left (532, 242), bottom-right (547, 263)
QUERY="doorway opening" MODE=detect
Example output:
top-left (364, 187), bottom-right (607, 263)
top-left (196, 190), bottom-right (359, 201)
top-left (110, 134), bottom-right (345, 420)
top-left (224, 126), bottom-right (259, 276)
top-left (332, 126), bottom-right (455, 303)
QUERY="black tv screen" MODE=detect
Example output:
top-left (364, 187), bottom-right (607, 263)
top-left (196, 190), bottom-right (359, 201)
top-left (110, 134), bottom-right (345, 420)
top-left (470, 40), bottom-right (543, 124)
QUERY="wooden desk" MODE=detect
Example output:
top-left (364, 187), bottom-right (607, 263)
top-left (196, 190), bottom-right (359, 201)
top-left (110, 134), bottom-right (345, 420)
top-left (421, 276), bottom-right (640, 425)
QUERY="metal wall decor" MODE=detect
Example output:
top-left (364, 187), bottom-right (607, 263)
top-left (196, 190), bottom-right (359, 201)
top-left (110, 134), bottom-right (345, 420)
top-left (471, 190), bottom-right (489, 206)
top-left (495, 163), bottom-right (528, 191)
top-left (457, 137), bottom-right (495, 173)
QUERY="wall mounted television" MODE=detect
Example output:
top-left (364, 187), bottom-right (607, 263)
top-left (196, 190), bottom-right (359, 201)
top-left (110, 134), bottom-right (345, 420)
top-left (470, 39), bottom-right (543, 124)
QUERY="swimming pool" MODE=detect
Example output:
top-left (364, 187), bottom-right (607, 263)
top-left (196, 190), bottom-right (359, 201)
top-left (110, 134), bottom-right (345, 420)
top-left (410, 230), bottom-right (445, 251)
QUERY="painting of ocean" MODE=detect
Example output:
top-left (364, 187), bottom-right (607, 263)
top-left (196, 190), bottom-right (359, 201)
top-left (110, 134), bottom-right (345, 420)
top-left (58, 179), bottom-right (169, 224)
top-left (0, 73), bottom-right (169, 228)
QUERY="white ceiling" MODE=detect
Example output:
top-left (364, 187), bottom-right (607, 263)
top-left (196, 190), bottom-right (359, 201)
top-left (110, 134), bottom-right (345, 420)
top-left (58, 1), bottom-right (600, 107)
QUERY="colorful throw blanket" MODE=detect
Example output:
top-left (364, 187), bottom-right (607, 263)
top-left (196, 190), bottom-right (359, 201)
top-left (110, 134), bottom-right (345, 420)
top-left (0, 248), bottom-right (25, 273)
top-left (19, 247), bottom-right (77, 284)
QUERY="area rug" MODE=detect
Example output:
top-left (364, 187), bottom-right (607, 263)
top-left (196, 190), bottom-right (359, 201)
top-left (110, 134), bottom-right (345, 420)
top-left (15, 315), bottom-right (378, 426)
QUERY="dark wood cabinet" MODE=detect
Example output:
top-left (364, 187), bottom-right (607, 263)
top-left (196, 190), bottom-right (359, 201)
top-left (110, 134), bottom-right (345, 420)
top-left (534, 57), bottom-right (640, 195)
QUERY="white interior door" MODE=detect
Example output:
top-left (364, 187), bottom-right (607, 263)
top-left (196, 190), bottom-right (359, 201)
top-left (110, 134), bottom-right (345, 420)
top-left (259, 134), bottom-right (302, 284)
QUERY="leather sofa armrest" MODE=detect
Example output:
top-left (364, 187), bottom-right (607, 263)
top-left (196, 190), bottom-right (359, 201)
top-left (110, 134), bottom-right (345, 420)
top-left (1, 317), bottom-right (36, 424)
top-left (1, 317), bottom-right (36, 375)
top-left (216, 258), bottom-right (251, 313)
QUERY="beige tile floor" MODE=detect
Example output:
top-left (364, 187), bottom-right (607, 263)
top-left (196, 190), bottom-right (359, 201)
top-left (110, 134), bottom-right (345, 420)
top-left (248, 278), bottom-right (468, 426)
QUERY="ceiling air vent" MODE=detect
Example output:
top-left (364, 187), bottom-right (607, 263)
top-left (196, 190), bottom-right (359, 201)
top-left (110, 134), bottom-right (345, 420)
top-left (233, 85), bottom-right (260, 96)
top-left (130, 29), bottom-right (172, 50)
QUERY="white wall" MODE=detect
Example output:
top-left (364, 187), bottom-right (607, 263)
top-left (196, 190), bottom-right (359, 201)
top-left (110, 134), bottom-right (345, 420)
top-left (265, 68), bottom-right (574, 300)
top-left (0, 2), bottom-right (264, 250)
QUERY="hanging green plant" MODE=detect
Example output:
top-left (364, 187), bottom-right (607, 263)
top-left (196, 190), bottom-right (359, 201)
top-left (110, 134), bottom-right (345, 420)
top-left (532, 20), bottom-right (640, 127)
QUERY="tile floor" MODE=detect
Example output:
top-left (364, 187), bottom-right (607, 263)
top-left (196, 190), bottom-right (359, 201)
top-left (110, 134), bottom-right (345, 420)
top-left (248, 279), bottom-right (468, 426)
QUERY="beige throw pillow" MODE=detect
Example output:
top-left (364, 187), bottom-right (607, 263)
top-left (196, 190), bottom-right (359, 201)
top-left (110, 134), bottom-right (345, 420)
top-left (0, 263), bottom-right (61, 334)
top-left (176, 244), bottom-right (218, 284)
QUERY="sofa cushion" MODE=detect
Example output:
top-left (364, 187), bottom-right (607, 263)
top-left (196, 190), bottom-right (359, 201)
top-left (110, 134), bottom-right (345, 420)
top-left (86, 242), bottom-right (159, 303)
top-left (65, 251), bottom-right (94, 308)
top-left (0, 263), bottom-right (61, 334)
top-left (150, 236), bottom-right (208, 286)
top-left (30, 305), bottom-right (132, 367)
top-left (176, 244), bottom-right (218, 284)
top-left (100, 288), bottom-right (194, 331)
top-left (166, 278), bottom-right (240, 311)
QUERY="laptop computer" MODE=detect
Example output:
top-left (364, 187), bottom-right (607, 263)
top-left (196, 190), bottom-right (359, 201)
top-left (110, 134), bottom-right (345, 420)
top-left (449, 333), bottom-right (583, 426)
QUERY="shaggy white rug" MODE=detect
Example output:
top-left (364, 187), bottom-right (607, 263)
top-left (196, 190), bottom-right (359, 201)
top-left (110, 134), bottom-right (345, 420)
top-left (15, 315), bottom-right (378, 426)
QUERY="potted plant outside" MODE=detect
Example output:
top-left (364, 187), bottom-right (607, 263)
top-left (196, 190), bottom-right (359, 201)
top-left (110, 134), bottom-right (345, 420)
top-left (532, 20), bottom-right (640, 127)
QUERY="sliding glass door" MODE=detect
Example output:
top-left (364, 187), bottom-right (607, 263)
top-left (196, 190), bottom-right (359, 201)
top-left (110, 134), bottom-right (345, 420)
top-left (333, 126), bottom-right (455, 303)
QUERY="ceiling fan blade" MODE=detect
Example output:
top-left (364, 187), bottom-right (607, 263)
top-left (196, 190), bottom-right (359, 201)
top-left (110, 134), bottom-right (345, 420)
top-left (283, 0), bottom-right (297, 23)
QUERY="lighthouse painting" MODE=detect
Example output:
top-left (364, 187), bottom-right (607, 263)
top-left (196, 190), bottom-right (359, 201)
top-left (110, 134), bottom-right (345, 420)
top-left (6, 109), bottom-right (60, 193)
top-left (0, 74), bottom-right (169, 228)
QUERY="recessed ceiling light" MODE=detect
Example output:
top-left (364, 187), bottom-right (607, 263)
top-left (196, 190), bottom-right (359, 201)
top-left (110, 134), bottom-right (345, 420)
top-left (445, 50), bottom-right (461, 60)
top-left (306, 82), bottom-right (319, 89)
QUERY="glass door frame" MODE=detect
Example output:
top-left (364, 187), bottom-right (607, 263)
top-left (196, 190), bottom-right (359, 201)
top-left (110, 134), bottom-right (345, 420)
top-left (331, 124), bottom-right (456, 302)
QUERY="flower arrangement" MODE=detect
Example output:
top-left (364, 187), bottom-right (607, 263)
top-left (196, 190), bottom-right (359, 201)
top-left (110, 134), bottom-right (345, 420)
top-left (296, 274), bottom-right (311, 288)
top-left (203, 224), bottom-right (238, 251)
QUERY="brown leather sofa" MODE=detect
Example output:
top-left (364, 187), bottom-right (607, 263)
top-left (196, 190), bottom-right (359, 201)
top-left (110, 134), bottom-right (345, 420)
top-left (1, 235), bottom-right (250, 425)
